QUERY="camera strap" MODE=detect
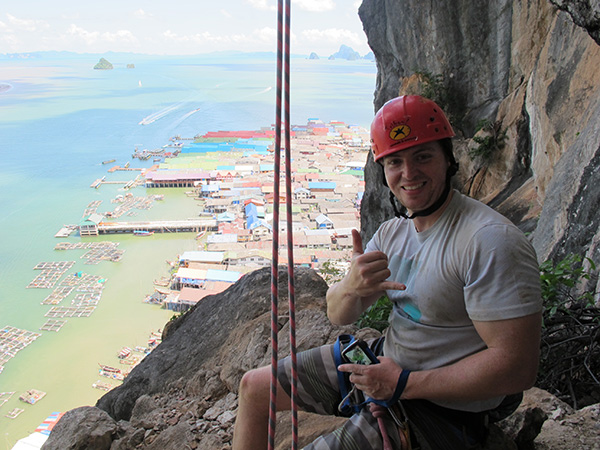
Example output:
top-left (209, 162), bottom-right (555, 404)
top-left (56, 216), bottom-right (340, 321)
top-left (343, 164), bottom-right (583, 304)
top-left (334, 334), bottom-right (362, 415)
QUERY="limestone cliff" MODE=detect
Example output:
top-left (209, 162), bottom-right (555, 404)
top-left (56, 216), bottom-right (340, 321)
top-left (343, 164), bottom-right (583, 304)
top-left (359, 0), bottom-right (600, 303)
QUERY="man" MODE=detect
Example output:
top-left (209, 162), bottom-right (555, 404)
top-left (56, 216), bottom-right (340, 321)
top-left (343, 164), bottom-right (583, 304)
top-left (233, 95), bottom-right (542, 449)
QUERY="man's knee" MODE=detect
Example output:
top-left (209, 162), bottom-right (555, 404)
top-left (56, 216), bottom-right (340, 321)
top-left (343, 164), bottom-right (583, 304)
top-left (238, 366), bottom-right (270, 403)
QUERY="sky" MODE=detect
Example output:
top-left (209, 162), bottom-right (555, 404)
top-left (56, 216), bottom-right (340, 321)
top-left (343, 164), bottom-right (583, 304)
top-left (0, 0), bottom-right (370, 57)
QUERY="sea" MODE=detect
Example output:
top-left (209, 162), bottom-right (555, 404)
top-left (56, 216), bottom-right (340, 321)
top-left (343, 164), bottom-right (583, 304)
top-left (0, 51), bottom-right (376, 447)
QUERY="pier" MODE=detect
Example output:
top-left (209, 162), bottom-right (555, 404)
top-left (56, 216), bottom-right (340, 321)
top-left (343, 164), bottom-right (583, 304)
top-left (90, 175), bottom-right (143, 190)
top-left (84, 219), bottom-right (218, 236)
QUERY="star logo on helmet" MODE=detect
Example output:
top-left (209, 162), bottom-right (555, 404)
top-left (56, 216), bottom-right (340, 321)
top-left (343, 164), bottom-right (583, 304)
top-left (390, 124), bottom-right (411, 141)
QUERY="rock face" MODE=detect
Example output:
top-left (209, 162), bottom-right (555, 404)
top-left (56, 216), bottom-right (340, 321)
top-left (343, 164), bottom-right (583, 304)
top-left (359, 0), bottom-right (600, 302)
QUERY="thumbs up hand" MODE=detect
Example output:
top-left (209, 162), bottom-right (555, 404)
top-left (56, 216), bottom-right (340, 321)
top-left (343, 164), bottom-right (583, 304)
top-left (326, 229), bottom-right (405, 325)
top-left (347, 229), bottom-right (406, 299)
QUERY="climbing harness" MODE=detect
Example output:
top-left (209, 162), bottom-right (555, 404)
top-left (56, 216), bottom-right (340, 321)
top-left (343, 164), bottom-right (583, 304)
top-left (334, 335), bottom-right (411, 412)
top-left (268, 1), bottom-right (297, 449)
top-left (334, 335), bottom-right (413, 449)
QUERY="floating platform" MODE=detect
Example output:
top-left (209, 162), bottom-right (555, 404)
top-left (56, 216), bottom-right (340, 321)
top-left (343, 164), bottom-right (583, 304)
top-left (5, 407), bottom-right (25, 419)
top-left (0, 327), bottom-right (42, 373)
top-left (0, 391), bottom-right (15, 407)
top-left (19, 389), bottom-right (46, 405)
top-left (40, 319), bottom-right (67, 332)
top-left (45, 306), bottom-right (96, 318)
top-left (92, 380), bottom-right (116, 391)
top-left (55, 225), bottom-right (77, 238)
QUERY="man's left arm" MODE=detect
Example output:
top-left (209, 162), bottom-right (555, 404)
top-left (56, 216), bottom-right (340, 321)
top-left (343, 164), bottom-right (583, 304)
top-left (341, 312), bottom-right (541, 403)
top-left (401, 311), bottom-right (542, 402)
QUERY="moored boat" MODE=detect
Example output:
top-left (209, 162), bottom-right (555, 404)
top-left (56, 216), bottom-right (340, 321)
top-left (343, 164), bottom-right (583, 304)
top-left (118, 347), bottom-right (132, 359)
top-left (18, 389), bottom-right (46, 405)
top-left (133, 230), bottom-right (154, 236)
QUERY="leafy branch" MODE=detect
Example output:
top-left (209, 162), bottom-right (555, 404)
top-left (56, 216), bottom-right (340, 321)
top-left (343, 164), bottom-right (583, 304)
top-left (537, 254), bottom-right (600, 408)
top-left (469, 119), bottom-right (507, 161)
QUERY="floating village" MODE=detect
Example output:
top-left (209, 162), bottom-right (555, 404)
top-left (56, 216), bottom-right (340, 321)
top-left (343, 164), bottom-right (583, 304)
top-left (0, 118), bottom-right (369, 437)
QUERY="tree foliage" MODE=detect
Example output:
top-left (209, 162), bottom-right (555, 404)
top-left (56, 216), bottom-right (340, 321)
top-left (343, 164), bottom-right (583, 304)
top-left (537, 254), bottom-right (600, 408)
top-left (469, 119), bottom-right (507, 161)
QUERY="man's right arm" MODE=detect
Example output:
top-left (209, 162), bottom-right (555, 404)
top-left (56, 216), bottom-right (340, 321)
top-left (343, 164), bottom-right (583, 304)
top-left (326, 278), bottom-right (382, 325)
top-left (326, 229), bottom-right (405, 325)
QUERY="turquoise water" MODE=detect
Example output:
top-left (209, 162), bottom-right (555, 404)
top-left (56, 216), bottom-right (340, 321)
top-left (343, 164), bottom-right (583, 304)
top-left (0, 53), bottom-right (376, 446)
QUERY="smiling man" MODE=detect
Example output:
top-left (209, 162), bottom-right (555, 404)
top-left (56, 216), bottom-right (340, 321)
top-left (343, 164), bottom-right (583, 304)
top-left (233, 96), bottom-right (542, 450)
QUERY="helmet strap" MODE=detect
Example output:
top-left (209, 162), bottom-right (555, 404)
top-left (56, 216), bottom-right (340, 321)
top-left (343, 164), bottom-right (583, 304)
top-left (390, 179), bottom-right (452, 220)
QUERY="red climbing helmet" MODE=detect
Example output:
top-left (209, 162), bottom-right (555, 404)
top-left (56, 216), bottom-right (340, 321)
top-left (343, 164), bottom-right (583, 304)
top-left (370, 95), bottom-right (455, 162)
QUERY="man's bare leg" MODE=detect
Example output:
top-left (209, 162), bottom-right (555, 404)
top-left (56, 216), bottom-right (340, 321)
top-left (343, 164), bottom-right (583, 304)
top-left (232, 365), bottom-right (292, 450)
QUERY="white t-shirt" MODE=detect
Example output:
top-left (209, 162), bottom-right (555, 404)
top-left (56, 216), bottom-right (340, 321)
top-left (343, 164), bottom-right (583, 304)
top-left (365, 191), bottom-right (542, 412)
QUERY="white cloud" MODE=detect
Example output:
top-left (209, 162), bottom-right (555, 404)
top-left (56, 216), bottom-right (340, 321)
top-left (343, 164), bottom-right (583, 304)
top-left (6, 14), bottom-right (49, 32)
top-left (67, 24), bottom-right (100, 45)
top-left (301, 28), bottom-right (362, 46)
top-left (66, 25), bottom-right (138, 46)
top-left (0, 33), bottom-right (19, 47)
top-left (134, 9), bottom-right (152, 19)
top-left (246, 0), bottom-right (276, 11)
top-left (60, 13), bottom-right (80, 20)
top-left (251, 26), bottom-right (277, 43)
top-left (293, 0), bottom-right (335, 12)
top-left (0, 3), bottom-right (367, 55)
top-left (103, 29), bottom-right (138, 44)
top-left (247, 0), bottom-right (336, 12)
top-left (161, 26), bottom-right (278, 52)
top-left (163, 30), bottom-right (229, 45)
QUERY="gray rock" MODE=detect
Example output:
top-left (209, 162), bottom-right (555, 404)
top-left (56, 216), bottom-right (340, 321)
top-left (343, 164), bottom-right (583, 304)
top-left (41, 406), bottom-right (117, 450)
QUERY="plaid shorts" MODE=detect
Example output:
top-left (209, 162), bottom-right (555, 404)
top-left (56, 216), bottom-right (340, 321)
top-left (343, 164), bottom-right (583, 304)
top-left (277, 343), bottom-right (403, 450)
top-left (277, 342), bottom-right (490, 450)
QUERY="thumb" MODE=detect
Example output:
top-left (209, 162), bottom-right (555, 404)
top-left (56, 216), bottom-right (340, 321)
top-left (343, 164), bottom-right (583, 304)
top-left (352, 229), bottom-right (364, 255)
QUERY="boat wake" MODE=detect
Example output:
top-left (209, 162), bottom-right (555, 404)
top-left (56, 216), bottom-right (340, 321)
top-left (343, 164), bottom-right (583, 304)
top-left (139, 101), bottom-right (190, 125)
top-left (179, 108), bottom-right (202, 121)
top-left (243, 86), bottom-right (273, 99)
top-left (257, 86), bottom-right (272, 95)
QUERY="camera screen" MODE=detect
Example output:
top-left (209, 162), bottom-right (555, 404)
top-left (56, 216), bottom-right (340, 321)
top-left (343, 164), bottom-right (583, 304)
top-left (344, 347), bottom-right (374, 365)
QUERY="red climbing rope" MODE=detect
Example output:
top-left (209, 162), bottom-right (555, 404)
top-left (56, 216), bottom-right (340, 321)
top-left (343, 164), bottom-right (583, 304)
top-left (269, 0), bottom-right (297, 449)
top-left (267, 0), bottom-right (283, 445)
top-left (282, 2), bottom-right (299, 448)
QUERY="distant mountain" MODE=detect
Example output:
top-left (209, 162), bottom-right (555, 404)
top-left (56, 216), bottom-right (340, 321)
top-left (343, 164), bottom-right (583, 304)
top-left (327, 45), bottom-right (374, 62)
top-left (309, 52), bottom-right (320, 60)
top-left (330, 44), bottom-right (361, 60)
